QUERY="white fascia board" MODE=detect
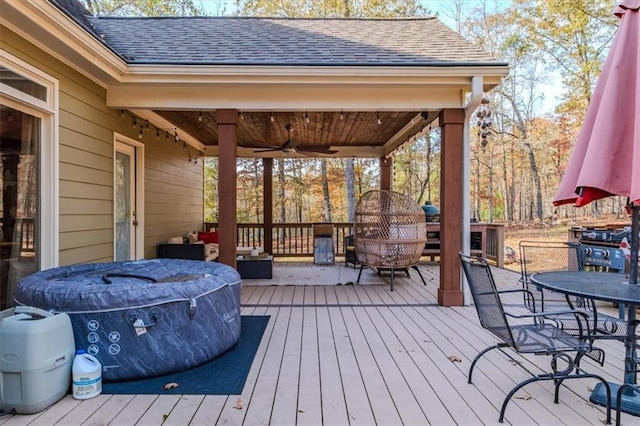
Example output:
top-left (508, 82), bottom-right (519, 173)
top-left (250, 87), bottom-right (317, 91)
top-left (1, 0), bottom-right (127, 87)
top-left (107, 85), bottom-right (466, 111)
top-left (122, 64), bottom-right (508, 87)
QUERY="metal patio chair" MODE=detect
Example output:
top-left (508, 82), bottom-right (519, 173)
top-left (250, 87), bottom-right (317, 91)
top-left (459, 252), bottom-right (611, 424)
top-left (519, 240), bottom-right (627, 344)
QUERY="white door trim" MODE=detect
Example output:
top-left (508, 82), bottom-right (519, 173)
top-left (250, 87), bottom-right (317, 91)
top-left (114, 135), bottom-right (144, 260)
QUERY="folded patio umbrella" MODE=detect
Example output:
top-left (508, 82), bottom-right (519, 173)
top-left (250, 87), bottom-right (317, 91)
top-left (554, 0), bottom-right (640, 208)
top-left (554, 0), bottom-right (640, 285)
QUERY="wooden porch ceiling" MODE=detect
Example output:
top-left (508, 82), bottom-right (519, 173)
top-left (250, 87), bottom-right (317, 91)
top-left (155, 110), bottom-right (436, 158)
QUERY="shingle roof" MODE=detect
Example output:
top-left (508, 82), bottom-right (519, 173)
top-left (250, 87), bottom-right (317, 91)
top-left (90, 16), bottom-right (500, 66)
top-left (51, 0), bottom-right (502, 67)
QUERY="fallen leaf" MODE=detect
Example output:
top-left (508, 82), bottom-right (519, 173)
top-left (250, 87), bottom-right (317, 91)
top-left (163, 414), bottom-right (169, 421)
top-left (514, 394), bottom-right (532, 401)
top-left (298, 409), bottom-right (305, 413)
top-left (235, 397), bottom-right (243, 410)
top-left (448, 355), bottom-right (462, 363)
top-left (163, 382), bottom-right (179, 390)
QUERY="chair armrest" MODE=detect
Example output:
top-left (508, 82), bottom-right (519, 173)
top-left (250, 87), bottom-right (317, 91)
top-left (496, 288), bottom-right (538, 313)
top-left (506, 309), bottom-right (594, 337)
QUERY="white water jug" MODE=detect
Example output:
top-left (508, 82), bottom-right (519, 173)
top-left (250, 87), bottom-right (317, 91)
top-left (72, 349), bottom-right (102, 400)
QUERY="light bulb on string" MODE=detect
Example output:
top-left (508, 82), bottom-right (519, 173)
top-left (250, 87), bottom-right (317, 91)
top-left (198, 111), bottom-right (203, 122)
top-left (270, 114), bottom-right (274, 122)
top-left (138, 126), bottom-right (143, 139)
top-left (340, 110), bottom-right (344, 120)
top-left (132, 117), bottom-right (137, 128)
top-left (377, 112), bottom-right (382, 125)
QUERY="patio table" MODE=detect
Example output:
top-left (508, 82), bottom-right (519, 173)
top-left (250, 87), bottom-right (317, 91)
top-left (531, 271), bottom-right (640, 416)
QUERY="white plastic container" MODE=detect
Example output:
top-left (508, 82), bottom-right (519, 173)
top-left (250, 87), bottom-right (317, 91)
top-left (0, 306), bottom-right (75, 414)
top-left (72, 349), bottom-right (102, 400)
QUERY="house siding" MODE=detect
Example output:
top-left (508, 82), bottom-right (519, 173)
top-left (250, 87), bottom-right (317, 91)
top-left (1, 25), bottom-right (204, 266)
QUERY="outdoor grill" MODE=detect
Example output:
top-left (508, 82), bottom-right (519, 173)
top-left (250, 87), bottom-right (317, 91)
top-left (575, 225), bottom-right (630, 273)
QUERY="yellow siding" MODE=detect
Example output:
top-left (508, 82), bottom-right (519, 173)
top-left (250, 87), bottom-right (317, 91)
top-left (1, 26), bottom-right (205, 265)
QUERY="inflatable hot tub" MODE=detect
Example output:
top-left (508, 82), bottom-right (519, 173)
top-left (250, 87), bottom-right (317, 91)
top-left (13, 259), bottom-right (241, 382)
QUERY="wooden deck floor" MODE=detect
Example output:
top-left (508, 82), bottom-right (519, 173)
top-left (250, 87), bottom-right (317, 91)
top-left (0, 261), bottom-right (633, 425)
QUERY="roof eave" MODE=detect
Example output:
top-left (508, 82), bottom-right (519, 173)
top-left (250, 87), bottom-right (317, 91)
top-left (1, 0), bottom-right (128, 88)
top-left (119, 64), bottom-right (508, 89)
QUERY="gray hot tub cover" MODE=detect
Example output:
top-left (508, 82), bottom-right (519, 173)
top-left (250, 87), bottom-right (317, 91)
top-left (13, 259), bottom-right (242, 381)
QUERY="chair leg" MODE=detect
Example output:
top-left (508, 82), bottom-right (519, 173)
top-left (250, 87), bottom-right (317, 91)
top-left (412, 265), bottom-right (427, 286)
top-left (468, 343), bottom-right (505, 384)
top-left (499, 372), bottom-right (611, 424)
top-left (616, 383), bottom-right (639, 426)
top-left (390, 268), bottom-right (395, 291)
top-left (356, 265), bottom-right (364, 283)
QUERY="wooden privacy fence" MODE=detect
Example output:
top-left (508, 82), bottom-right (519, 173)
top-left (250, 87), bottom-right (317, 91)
top-left (205, 222), bottom-right (505, 267)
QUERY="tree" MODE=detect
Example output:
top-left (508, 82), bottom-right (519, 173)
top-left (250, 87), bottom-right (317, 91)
top-left (82, 0), bottom-right (204, 16)
top-left (236, 0), bottom-right (429, 18)
top-left (511, 0), bottom-right (616, 126)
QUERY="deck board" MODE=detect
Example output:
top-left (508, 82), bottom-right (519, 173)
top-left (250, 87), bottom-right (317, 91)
top-left (1, 262), bottom-right (629, 425)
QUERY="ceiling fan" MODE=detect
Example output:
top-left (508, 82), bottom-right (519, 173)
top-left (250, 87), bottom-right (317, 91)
top-left (254, 124), bottom-right (338, 156)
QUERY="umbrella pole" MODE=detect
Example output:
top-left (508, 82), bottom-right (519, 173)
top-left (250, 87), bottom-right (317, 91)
top-left (624, 205), bottom-right (639, 387)
top-left (630, 205), bottom-right (639, 285)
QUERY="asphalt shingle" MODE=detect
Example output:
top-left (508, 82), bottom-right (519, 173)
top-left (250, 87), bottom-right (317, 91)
top-left (51, 0), bottom-right (501, 67)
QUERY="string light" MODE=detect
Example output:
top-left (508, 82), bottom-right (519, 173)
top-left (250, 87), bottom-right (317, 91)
top-left (198, 111), bottom-right (203, 122)
top-left (119, 109), bottom-right (204, 164)
top-left (340, 110), bottom-right (344, 120)
top-left (305, 113), bottom-right (310, 124)
top-left (270, 114), bottom-right (275, 122)
top-left (377, 112), bottom-right (382, 125)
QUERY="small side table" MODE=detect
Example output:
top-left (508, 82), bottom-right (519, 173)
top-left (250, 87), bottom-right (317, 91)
top-left (236, 255), bottom-right (273, 279)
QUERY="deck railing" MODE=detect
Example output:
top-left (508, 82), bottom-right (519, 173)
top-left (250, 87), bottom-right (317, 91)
top-left (205, 222), bottom-right (505, 266)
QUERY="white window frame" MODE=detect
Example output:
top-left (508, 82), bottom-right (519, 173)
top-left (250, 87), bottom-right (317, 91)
top-left (0, 49), bottom-right (59, 269)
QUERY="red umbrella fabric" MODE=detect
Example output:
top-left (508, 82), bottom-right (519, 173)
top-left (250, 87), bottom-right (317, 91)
top-left (554, 0), bottom-right (640, 207)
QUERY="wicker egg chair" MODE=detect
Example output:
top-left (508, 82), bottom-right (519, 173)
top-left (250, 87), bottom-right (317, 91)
top-left (354, 190), bottom-right (427, 290)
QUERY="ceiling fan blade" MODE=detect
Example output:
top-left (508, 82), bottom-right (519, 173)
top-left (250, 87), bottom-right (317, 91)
top-left (253, 147), bottom-right (283, 153)
top-left (296, 145), bottom-right (338, 154)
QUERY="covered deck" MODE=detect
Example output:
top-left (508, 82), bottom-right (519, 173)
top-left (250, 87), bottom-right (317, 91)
top-left (0, 263), bottom-right (624, 425)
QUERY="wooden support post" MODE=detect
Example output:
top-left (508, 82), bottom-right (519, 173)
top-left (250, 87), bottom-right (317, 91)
top-left (380, 157), bottom-right (392, 190)
top-left (263, 158), bottom-right (273, 255)
top-left (438, 108), bottom-right (465, 307)
top-left (216, 109), bottom-right (239, 268)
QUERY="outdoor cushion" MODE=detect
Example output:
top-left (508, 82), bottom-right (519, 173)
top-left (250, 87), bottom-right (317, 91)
top-left (198, 231), bottom-right (219, 244)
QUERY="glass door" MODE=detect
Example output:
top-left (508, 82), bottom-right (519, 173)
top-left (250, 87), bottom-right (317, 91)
top-left (0, 104), bottom-right (39, 309)
top-left (115, 142), bottom-right (136, 261)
